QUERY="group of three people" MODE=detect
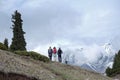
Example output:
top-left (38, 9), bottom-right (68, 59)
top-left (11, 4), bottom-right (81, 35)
top-left (48, 46), bottom-right (63, 62)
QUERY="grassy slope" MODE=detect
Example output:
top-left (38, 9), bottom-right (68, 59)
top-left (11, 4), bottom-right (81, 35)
top-left (0, 50), bottom-right (113, 80)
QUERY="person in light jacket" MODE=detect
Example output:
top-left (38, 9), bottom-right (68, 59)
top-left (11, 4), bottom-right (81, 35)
top-left (53, 47), bottom-right (57, 61)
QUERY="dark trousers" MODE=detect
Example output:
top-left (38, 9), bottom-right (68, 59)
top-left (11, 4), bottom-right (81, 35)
top-left (49, 54), bottom-right (52, 61)
top-left (58, 55), bottom-right (62, 62)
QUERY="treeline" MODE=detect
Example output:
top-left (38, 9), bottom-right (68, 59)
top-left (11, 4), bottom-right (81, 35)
top-left (0, 10), bottom-right (26, 51)
top-left (0, 10), bottom-right (49, 62)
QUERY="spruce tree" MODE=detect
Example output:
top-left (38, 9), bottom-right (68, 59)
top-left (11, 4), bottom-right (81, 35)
top-left (106, 50), bottom-right (120, 76)
top-left (4, 38), bottom-right (8, 49)
top-left (105, 67), bottom-right (112, 76)
top-left (10, 10), bottom-right (26, 51)
top-left (112, 50), bottom-right (120, 69)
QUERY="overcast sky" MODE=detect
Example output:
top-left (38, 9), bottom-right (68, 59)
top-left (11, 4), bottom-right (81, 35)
top-left (0, 0), bottom-right (120, 55)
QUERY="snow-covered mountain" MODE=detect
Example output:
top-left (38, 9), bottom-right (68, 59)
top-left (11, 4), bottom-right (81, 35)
top-left (63, 43), bottom-right (116, 73)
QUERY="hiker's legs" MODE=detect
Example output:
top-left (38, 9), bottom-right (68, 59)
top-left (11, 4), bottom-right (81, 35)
top-left (58, 55), bottom-right (62, 62)
top-left (50, 56), bottom-right (52, 61)
top-left (53, 54), bottom-right (56, 61)
top-left (49, 54), bottom-right (52, 61)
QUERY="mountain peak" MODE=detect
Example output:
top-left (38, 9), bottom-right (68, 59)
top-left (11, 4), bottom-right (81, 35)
top-left (62, 43), bottom-right (116, 73)
top-left (103, 43), bottom-right (115, 56)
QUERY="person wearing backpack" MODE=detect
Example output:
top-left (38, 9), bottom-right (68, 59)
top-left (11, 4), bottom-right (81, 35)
top-left (48, 46), bottom-right (53, 61)
top-left (57, 48), bottom-right (63, 62)
top-left (53, 47), bottom-right (57, 61)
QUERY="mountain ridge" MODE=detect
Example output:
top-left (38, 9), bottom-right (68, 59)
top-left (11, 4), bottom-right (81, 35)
top-left (0, 49), bottom-right (113, 80)
top-left (63, 43), bottom-right (116, 73)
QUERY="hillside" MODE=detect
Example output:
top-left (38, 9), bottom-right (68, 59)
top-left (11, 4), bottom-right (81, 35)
top-left (0, 50), bottom-right (113, 80)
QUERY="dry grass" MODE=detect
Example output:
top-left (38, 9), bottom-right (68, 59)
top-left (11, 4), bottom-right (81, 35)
top-left (0, 50), bottom-right (113, 80)
top-left (43, 62), bottom-right (113, 80)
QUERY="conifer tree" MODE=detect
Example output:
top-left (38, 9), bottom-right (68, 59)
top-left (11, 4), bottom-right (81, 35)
top-left (106, 50), bottom-right (120, 76)
top-left (10, 10), bottom-right (26, 51)
top-left (112, 50), bottom-right (120, 69)
top-left (106, 67), bottom-right (113, 76)
top-left (4, 38), bottom-right (8, 49)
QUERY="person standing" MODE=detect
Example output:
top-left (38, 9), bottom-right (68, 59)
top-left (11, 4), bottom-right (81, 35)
top-left (57, 48), bottom-right (63, 62)
top-left (53, 47), bottom-right (57, 61)
top-left (48, 46), bottom-right (53, 61)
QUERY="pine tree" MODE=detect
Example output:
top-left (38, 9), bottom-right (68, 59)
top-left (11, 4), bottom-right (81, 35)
top-left (106, 50), bottom-right (120, 76)
top-left (4, 38), bottom-right (8, 49)
top-left (105, 67), bottom-right (112, 76)
top-left (112, 50), bottom-right (120, 69)
top-left (10, 10), bottom-right (26, 51)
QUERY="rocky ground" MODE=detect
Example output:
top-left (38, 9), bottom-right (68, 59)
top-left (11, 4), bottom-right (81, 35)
top-left (0, 71), bottom-right (37, 80)
top-left (0, 49), bottom-right (114, 80)
top-left (112, 75), bottom-right (120, 80)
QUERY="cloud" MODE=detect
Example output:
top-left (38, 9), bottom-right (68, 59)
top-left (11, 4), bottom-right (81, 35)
top-left (19, 0), bottom-right (83, 45)
top-left (0, 0), bottom-right (120, 54)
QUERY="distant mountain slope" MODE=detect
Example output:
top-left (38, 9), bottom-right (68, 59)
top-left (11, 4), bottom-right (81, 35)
top-left (0, 50), bottom-right (112, 80)
top-left (63, 43), bottom-right (116, 73)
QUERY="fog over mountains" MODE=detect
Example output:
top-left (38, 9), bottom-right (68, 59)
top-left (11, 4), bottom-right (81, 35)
top-left (62, 42), bottom-right (116, 73)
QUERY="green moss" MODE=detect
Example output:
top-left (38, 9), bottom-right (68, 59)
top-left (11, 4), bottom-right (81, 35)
top-left (14, 51), bottom-right (50, 62)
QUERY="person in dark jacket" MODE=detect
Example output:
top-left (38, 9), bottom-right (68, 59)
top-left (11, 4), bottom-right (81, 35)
top-left (48, 46), bottom-right (53, 61)
top-left (57, 48), bottom-right (63, 62)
